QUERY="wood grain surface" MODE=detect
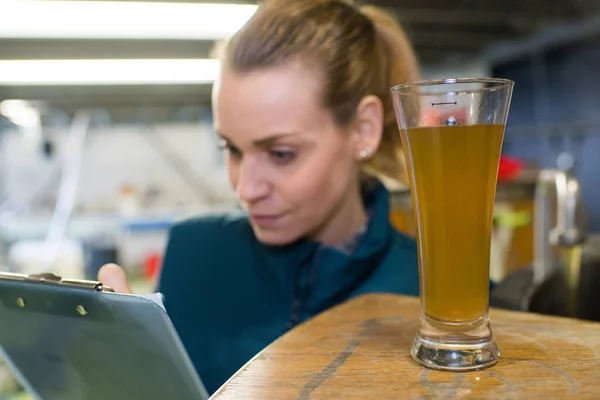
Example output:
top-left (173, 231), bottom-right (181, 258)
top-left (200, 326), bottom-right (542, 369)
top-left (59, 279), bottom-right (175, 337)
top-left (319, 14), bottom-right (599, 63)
top-left (212, 294), bottom-right (600, 399)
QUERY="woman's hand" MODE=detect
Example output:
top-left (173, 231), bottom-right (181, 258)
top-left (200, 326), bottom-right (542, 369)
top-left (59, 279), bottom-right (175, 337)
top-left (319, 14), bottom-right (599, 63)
top-left (98, 263), bottom-right (133, 294)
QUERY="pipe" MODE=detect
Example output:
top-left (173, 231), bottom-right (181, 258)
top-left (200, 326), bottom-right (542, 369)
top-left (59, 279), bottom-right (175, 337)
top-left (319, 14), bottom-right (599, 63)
top-left (37, 111), bottom-right (91, 272)
top-left (533, 169), bottom-right (585, 285)
top-left (481, 14), bottom-right (600, 65)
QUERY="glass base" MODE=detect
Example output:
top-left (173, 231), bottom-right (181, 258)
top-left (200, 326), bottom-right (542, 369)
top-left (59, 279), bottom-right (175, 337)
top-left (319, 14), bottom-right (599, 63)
top-left (411, 314), bottom-right (500, 371)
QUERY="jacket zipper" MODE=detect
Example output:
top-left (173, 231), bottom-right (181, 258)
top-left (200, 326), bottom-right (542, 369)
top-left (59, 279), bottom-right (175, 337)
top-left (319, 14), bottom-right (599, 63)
top-left (286, 249), bottom-right (320, 329)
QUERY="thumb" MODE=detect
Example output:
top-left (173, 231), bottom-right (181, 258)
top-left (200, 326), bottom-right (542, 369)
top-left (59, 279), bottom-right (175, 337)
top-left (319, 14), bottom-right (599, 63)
top-left (98, 263), bottom-right (132, 294)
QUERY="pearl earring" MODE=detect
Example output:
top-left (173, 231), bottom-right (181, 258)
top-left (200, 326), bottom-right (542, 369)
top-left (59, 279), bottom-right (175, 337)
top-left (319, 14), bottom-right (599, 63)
top-left (359, 148), bottom-right (372, 159)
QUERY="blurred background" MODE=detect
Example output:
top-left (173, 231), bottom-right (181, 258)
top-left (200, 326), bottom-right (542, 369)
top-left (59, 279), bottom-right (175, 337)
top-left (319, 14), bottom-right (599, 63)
top-left (0, 0), bottom-right (600, 397)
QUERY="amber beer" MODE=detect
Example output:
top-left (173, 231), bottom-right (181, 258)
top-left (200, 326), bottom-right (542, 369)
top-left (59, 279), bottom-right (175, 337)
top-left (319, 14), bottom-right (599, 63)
top-left (392, 78), bottom-right (513, 371)
top-left (403, 124), bottom-right (504, 322)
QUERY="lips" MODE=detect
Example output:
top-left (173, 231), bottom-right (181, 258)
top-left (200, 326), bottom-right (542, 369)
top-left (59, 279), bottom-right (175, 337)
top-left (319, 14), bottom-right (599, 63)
top-left (249, 212), bottom-right (286, 228)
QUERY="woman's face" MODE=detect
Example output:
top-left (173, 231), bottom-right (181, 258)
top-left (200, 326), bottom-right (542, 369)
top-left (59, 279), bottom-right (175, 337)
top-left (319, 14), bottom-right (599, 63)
top-left (212, 62), bottom-right (375, 245)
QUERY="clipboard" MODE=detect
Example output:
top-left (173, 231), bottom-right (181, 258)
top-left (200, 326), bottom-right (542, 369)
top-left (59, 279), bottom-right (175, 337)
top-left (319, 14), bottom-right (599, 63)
top-left (0, 272), bottom-right (209, 400)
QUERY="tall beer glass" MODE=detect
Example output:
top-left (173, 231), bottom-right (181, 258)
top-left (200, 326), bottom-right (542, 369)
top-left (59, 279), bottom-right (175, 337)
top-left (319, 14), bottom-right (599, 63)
top-left (390, 78), bottom-right (514, 371)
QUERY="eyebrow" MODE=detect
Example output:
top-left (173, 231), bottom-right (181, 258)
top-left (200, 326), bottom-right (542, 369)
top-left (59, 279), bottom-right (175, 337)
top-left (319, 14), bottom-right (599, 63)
top-left (216, 131), bottom-right (297, 147)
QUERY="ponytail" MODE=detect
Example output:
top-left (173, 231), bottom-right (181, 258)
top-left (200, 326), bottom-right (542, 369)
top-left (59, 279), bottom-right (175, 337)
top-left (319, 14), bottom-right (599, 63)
top-left (360, 5), bottom-right (420, 185)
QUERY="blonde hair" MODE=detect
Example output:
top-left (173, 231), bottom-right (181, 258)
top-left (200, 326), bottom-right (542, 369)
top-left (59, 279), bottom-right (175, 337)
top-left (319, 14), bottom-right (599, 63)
top-left (219, 0), bottom-right (420, 183)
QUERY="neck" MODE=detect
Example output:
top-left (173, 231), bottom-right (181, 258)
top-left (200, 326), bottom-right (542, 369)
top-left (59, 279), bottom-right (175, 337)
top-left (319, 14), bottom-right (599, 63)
top-left (309, 184), bottom-right (368, 248)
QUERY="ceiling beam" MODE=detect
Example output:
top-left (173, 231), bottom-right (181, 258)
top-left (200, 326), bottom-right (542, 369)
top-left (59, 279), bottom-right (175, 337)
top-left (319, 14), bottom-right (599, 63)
top-left (481, 14), bottom-right (600, 65)
top-left (0, 39), bottom-right (216, 60)
top-left (415, 47), bottom-right (479, 61)
top-left (374, 0), bottom-right (581, 18)
top-left (391, 9), bottom-right (572, 33)
top-left (406, 22), bottom-right (524, 37)
top-left (0, 84), bottom-right (213, 108)
top-left (409, 31), bottom-right (495, 50)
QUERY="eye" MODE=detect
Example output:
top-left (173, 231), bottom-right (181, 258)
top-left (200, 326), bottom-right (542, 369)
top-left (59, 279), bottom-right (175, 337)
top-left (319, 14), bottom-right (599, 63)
top-left (227, 146), bottom-right (242, 161)
top-left (219, 140), bottom-right (242, 160)
top-left (269, 149), bottom-right (295, 165)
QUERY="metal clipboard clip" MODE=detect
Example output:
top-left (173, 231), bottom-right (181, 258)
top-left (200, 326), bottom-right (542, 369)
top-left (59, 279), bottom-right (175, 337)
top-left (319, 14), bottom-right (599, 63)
top-left (0, 271), bottom-right (115, 292)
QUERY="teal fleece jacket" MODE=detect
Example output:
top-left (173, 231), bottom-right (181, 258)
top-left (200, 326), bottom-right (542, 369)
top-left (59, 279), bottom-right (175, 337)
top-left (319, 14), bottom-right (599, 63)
top-left (157, 181), bottom-right (419, 394)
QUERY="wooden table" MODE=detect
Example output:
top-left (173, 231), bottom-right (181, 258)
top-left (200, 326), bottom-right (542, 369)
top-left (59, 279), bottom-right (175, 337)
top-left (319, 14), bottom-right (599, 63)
top-left (212, 294), bottom-right (600, 399)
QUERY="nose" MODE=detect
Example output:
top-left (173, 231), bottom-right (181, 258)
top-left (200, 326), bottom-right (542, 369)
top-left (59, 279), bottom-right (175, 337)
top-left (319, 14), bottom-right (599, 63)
top-left (235, 157), bottom-right (270, 204)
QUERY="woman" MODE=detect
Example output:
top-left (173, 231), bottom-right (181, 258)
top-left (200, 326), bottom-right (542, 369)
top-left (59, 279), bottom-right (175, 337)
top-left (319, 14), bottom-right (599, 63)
top-left (100, 0), bottom-right (420, 394)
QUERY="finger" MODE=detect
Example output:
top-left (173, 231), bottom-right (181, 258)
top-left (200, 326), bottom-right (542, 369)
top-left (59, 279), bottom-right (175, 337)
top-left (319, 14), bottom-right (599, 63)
top-left (98, 263), bottom-right (132, 294)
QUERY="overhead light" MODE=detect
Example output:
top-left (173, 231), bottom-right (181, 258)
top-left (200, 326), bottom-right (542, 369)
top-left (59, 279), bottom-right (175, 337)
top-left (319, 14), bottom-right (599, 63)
top-left (0, 59), bottom-right (221, 86)
top-left (0, 1), bottom-right (257, 40)
top-left (0, 99), bottom-right (40, 127)
top-left (0, 100), bottom-right (42, 146)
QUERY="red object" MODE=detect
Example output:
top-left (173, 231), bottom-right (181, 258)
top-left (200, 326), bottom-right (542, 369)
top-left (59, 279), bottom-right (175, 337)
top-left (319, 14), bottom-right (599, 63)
top-left (143, 252), bottom-right (162, 280)
top-left (498, 155), bottom-right (524, 182)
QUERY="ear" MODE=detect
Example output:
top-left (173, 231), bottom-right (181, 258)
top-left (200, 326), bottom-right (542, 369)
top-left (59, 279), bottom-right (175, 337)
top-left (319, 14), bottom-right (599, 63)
top-left (350, 95), bottom-right (383, 161)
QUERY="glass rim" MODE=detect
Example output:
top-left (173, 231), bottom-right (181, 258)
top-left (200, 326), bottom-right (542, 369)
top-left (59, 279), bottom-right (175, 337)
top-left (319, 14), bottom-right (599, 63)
top-left (390, 77), bottom-right (514, 96)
